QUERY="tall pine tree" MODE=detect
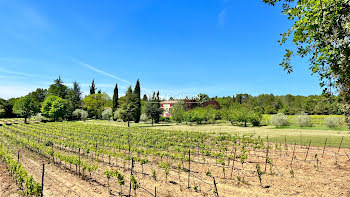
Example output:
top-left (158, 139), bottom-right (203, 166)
top-left (89, 79), bottom-right (96, 95)
top-left (133, 79), bottom-right (141, 123)
top-left (112, 83), bottom-right (118, 120)
top-left (48, 76), bottom-right (68, 99)
top-left (67, 81), bottom-right (82, 119)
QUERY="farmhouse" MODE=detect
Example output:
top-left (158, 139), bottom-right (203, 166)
top-left (160, 100), bottom-right (177, 117)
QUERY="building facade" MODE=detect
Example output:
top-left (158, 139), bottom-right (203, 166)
top-left (160, 100), bottom-right (177, 117)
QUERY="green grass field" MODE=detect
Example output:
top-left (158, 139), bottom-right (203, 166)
top-left (85, 119), bottom-right (350, 148)
top-left (261, 114), bottom-right (345, 126)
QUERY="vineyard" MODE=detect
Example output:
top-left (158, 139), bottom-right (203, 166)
top-left (0, 122), bottom-right (349, 196)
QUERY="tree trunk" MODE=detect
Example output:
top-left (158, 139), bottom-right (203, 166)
top-left (24, 117), bottom-right (27, 124)
top-left (128, 120), bottom-right (130, 127)
top-left (152, 118), bottom-right (154, 126)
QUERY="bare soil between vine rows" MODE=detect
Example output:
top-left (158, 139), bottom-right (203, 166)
top-left (1, 142), bottom-right (350, 197)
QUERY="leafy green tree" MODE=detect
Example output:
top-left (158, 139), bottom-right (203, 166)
top-left (117, 86), bottom-right (138, 126)
top-left (145, 92), bottom-right (162, 126)
top-left (49, 98), bottom-right (68, 121)
top-left (66, 81), bottom-right (82, 119)
top-left (171, 103), bottom-right (185, 123)
top-left (41, 96), bottom-right (68, 121)
top-left (83, 93), bottom-right (110, 119)
top-left (112, 83), bottom-right (118, 120)
top-left (13, 95), bottom-right (38, 123)
top-left (133, 80), bottom-right (141, 123)
top-left (29, 88), bottom-right (47, 103)
top-left (263, 0), bottom-right (350, 127)
top-left (48, 76), bottom-right (68, 99)
top-left (0, 98), bottom-right (13, 118)
top-left (0, 99), bottom-right (5, 118)
top-left (90, 79), bottom-right (96, 95)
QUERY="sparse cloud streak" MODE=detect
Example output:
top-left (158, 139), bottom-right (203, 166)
top-left (73, 59), bottom-right (133, 85)
top-left (0, 67), bottom-right (36, 78)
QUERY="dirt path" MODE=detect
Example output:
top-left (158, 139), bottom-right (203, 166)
top-left (10, 147), bottom-right (111, 197)
top-left (0, 164), bottom-right (20, 197)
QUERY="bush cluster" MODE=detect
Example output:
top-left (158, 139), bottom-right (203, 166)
top-left (270, 113), bottom-right (289, 127)
top-left (294, 113), bottom-right (312, 127)
top-left (324, 117), bottom-right (342, 128)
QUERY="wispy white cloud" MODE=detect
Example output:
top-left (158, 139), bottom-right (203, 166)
top-left (0, 67), bottom-right (36, 78)
top-left (73, 59), bottom-right (134, 85)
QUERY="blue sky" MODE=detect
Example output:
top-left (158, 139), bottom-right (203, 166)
top-left (0, 0), bottom-right (321, 99)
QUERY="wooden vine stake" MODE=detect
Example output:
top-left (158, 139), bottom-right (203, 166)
top-left (264, 144), bottom-right (269, 172)
top-left (78, 148), bottom-right (81, 176)
top-left (154, 186), bottom-right (157, 197)
top-left (188, 149), bottom-right (191, 189)
top-left (129, 157), bottom-right (134, 197)
top-left (338, 136), bottom-right (344, 154)
top-left (322, 138), bottom-right (327, 158)
top-left (290, 143), bottom-right (296, 177)
top-left (304, 140), bottom-right (311, 161)
top-left (230, 147), bottom-right (237, 179)
top-left (213, 176), bottom-right (219, 197)
top-left (41, 163), bottom-right (45, 197)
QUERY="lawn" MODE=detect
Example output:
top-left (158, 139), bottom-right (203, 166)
top-left (85, 119), bottom-right (350, 148)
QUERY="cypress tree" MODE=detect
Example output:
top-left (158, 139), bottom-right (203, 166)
top-left (133, 79), bottom-right (141, 123)
top-left (90, 80), bottom-right (96, 95)
top-left (155, 91), bottom-right (161, 123)
top-left (112, 83), bottom-right (118, 120)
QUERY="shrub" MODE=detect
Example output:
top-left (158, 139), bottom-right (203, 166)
top-left (73, 109), bottom-right (88, 121)
top-left (270, 113), bottom-right (289, 127)
top-left (102, 108), bottom-right (113, 120)
top-left (294, 113), bottom-right (312, 127)
top-left (249, 112), bottom-right (262, 126)
top-left (140, 113), bottom-right (148, 122)
top-left (324, 117), bottom-right (342, 128)
top-left (113, 110), bottom-right (118, 121)
top-left (31, 113), bottom-right (44, 122)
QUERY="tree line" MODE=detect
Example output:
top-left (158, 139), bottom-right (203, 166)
top-left (0, 76), bottom-right (343, 125)
top-left (0, 77), bottom-right (163, 125)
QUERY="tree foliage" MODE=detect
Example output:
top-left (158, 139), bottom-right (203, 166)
top-left (263, 0), bottom-right (350, 127)
top-left (41, 96), bottom-right (68, 121)
top-left (133, 80), bottom-right (141, 123)
top-left (13, 95), bottom-right (38, 123)
top-left (90, 79), bottom-right (96, 95)
top-left (145, 91), bottom-right (162, 125)
top-left (66, 81), bottom-right (82, 119)
top-left (112, 83), bottom-right (118, 119)
top-left (117, 86), bottom-right (138, 122)
top-left (48, 76), bottom-right (68, 99)
top-left (83, 93), bottom-right (110, 119)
